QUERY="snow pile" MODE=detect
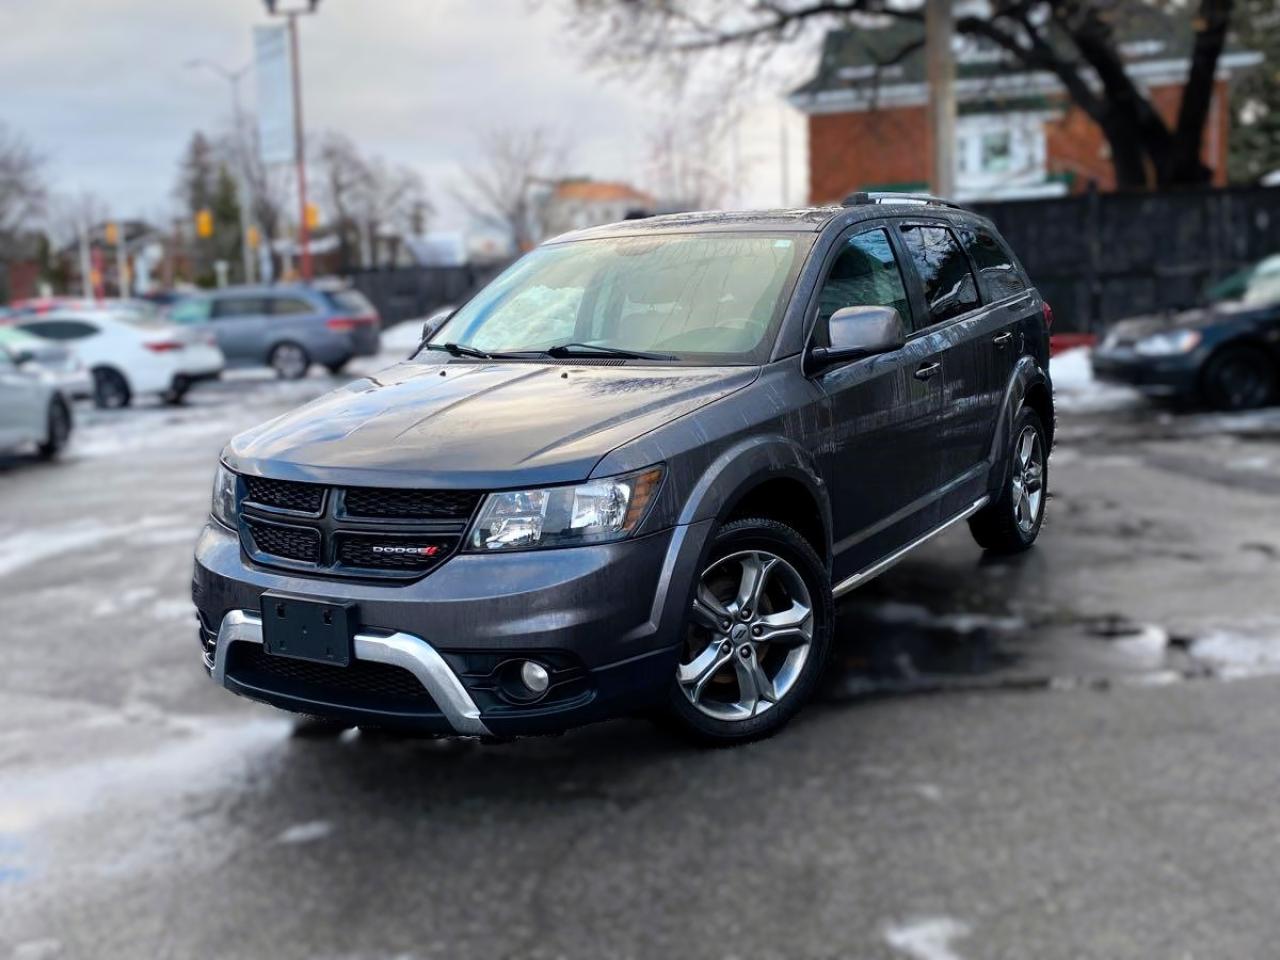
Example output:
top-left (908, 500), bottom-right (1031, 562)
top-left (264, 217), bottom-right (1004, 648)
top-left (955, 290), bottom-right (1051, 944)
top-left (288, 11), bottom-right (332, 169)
top-left (1052, 347), bottom-right (1145, 413)
top-left (1190, 624), bottom-right (1280, 680)
top-left (379, 320), bottom-right (427, 358)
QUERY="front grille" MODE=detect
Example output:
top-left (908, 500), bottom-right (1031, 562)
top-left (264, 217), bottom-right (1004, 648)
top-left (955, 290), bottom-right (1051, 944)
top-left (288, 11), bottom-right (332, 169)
top-left (342, 487), bottom-right (480, 520)
top-left (244, 476), bottom-right (324, 514)
top-left (229, 644), bottom-right (438, 710)
top-left (336, 534), bottom-right (457, 571)
top-left (245, 517), bottom-right (321, 563)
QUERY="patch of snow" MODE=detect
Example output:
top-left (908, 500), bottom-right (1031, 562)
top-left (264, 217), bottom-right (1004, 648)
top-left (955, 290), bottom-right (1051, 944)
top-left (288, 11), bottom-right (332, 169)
top-left (1052, 347), bottom-right (1145, 413)
top-left (380, 320), bottom-right (427, 357)
top-left (0, 520), bottom-right (138, 578)
top-left (90, 586), bottom-right (159, 617)
top-left (1191, 626), bottom-right (1280, 680)
top-left (885, 917), bottom-right (972, 960)
top-left (277, 820), bottom-right (333, 845)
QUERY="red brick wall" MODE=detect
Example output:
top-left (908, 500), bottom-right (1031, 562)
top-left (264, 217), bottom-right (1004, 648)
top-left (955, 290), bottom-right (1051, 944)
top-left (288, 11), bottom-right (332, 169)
top-left (808, 79), bottom-right (1232, 202)
top-left (808, 106), bottom-right (932, 204)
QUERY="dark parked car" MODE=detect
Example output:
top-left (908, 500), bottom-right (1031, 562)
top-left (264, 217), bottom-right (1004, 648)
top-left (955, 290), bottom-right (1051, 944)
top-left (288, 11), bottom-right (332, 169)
top-left (170, 283), bottom-right (381, 379)
top-left (193, 195), bottom-right (1054, 744)
top-left (1092, 255), bottom-right (1280, 410)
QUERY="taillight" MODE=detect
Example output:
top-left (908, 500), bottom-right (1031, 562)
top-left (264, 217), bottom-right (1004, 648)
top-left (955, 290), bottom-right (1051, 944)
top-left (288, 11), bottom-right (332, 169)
top-left (327, 314), bottom-right (377, 331)
top-left (144, 340), bottom-right (184, 352)
top-left (1042, 302), bottom-right (1054, 329)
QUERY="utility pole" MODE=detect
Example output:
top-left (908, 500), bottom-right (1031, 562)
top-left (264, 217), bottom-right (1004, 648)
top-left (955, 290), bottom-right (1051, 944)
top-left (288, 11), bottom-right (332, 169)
top-left (263, 0), bottom-right (320, 282)
top-left (187, 59), bottom-right (256, 284)
top-left (78, 216), bottom-right (93, 300)
top-left (925, 0), bottom-right (957, 199)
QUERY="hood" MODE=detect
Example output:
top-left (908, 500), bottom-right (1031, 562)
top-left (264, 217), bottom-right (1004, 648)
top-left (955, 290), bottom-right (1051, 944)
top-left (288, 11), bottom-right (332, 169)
top-left (227, 360), bottom-right (757, 488)
top-left (1108, 301), bottom-right (1260, 341)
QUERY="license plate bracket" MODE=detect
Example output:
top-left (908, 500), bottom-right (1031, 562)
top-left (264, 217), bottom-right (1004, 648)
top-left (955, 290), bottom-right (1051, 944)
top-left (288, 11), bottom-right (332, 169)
top-left (260, 592), bottom-right (356, 667)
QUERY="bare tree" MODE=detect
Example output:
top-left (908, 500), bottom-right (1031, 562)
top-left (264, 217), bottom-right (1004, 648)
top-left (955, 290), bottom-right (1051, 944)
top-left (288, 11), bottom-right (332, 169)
top-left (454, 127), bottom-right (571, 250)
top-left (564, 0), bottom-right (1238, 190)
top-left (645, 82), bottom-right (747, 210)
top-left (314, 131), bottom-right (430, 269)
top-left (0, 123), bottom-right (47, 251)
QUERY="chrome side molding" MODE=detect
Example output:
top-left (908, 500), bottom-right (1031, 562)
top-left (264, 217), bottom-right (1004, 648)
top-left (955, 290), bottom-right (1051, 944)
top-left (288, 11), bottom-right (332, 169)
top-left (212, 609), bottom-right (491, 736)
top-left (832, 496), bottom-right (990, 598)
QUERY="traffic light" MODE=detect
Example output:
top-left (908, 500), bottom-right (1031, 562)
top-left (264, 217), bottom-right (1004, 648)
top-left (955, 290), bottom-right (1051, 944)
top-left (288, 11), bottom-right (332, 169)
top-left (196, 208), bottom-right (214, 239)
top-left (304, 202), bottom-right (319, 231)
top-left (104, 222), bottom-right (119, 246)
top-left (246, 225), bottom-right (261, 250)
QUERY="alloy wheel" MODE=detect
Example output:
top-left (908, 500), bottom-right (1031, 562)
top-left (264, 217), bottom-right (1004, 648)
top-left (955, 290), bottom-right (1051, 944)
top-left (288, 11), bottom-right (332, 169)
top-left (95, 370), bottom-right (127, 409)
top-left (272, 344), bottom-right (309, 379)
top-left (1011, 424), bottom-right (1045, 535)
top-left (679, 549), bottom-right (815, 722)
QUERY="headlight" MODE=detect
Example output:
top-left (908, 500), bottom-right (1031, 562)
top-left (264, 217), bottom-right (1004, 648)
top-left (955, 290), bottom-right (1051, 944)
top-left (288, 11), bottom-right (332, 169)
top-left (1134, 329), bottom-right (1202, 356)
top-left (467, 466), bottom-right (663, 552)
top-left (211, 463), bottom-right (238, 528)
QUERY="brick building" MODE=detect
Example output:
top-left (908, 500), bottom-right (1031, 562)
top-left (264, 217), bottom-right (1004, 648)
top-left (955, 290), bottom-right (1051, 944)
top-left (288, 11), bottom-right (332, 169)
top-left (789, 10), bottom-right (1259, 204)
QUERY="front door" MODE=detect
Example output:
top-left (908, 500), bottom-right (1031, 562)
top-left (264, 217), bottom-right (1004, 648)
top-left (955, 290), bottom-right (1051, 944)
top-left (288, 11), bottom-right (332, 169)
top-left (811, 225), bottom-right (947, 582)
top-left (209, 295), bottom-right (272, 364)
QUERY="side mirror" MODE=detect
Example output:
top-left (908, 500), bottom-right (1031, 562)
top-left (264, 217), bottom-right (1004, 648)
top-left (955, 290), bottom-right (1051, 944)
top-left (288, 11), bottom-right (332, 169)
top-left (808, 305), bottom-right (906, 371)
top-left (10, 349), bottom-right (36, 367)
top-left (420, 305), bottom-right (456, 344)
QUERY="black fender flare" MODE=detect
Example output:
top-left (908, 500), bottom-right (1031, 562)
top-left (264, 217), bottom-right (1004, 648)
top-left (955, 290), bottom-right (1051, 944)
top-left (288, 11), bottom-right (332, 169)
top-left (983, 355), bottom-right (1052, 493)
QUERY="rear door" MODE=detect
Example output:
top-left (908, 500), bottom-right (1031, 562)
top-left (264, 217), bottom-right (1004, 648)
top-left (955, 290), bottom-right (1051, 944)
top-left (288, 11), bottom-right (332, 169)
top-left (958, 221), bottom-right (1037, 390)
top-left (811, 223), bottom-right (948, 579)
top-left (896, 220), bottom-right (996, 502)
top-left (209, 295), bottom-right (271, 363)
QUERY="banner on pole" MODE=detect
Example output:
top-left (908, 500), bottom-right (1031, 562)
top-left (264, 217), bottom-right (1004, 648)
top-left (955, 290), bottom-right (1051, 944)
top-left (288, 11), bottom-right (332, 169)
top-left (254, 24), bottom-right (294, 166)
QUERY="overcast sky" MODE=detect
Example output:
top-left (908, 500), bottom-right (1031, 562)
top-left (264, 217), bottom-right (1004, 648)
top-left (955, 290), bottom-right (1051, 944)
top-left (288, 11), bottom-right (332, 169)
top-left (0, 0), bottom-right (812, 231)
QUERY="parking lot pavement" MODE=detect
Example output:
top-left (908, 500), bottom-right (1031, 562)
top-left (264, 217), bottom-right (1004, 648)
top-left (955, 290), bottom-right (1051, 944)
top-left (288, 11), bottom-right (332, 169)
top-left (2, 367), bottom-right (1279, 959)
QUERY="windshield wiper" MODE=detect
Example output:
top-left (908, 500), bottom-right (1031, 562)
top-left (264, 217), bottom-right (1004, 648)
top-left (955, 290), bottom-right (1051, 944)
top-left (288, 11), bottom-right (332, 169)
top-left (543, 342), bottom-right (678, 361)
top-left (423, 341), bottom-right (495, 360)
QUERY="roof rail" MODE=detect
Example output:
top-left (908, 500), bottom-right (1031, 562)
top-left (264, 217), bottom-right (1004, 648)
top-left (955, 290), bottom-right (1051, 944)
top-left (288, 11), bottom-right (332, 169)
top-left (842, 191), bottom-right (966, 211)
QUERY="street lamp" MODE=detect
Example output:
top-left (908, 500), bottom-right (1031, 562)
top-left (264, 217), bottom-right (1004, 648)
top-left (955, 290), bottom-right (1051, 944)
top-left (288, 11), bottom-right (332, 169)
top-left (186, 58), bottom-right (256, 283)
top-left (262, 0), bottom-right (321, 282)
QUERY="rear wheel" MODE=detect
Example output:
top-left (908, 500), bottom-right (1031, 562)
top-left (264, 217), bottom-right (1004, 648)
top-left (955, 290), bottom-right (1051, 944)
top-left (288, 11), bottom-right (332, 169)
top-left (163, 377), bottom-right (189, 405)
top-left (663, 518), bottom-right (833, 746)
top-left (1201, 345), bottom-right (1276, 411)
top-left (37, 397), bottom-right (71, 460)
top-left (969, 406), bottom-right (1047, 553)
top-left (92, 367), bottom-right (131, 409)
top-left (269, 341), bottom-right (310, 380)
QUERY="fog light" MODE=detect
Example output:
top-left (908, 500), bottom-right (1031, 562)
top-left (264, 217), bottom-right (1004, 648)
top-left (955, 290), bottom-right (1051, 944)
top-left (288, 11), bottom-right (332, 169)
top-left (519, 660), bottom-right (550, 696)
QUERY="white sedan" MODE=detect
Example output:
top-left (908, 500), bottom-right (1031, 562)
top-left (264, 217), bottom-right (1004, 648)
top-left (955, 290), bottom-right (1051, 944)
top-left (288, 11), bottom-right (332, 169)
top-left (0, 341), bottom-right (72, 458)
top-left (14, 310), bottom-right (225, 408)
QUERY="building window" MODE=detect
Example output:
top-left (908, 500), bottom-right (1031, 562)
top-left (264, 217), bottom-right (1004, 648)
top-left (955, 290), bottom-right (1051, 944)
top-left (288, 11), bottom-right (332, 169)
top-left (980, 130), bottom-right (1013, 173)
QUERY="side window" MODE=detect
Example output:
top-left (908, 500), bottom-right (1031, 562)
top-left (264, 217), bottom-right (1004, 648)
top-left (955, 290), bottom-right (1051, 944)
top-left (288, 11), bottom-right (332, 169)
top-left (211, 297), bottom-right (268, 320)
top-left (271, 297), bottom-right (315, 316)
top-left (20, 320), bottom-right (97, 340)
top-left (815, 229), bottom-right (912, 340)
top-left (899, 225), bottom-right (981, 327)
top-left (959, 226), bottom-right (1027, 301)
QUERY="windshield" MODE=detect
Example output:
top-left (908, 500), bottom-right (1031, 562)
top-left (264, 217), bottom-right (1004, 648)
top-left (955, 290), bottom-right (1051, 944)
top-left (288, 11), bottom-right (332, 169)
top-left (432, 233), bottom-right (811, 363)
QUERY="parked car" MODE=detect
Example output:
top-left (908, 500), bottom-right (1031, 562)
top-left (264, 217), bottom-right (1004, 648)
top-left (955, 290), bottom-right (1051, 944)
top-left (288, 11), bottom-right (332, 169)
top-left (15, 310), bottom-right (224, 408)
top-left (0, 327), bottom-right (94, 399)
top-left (168, 283), bottom-right (381, 380)
top-left (1092, 255), bottom-right (1280, 410)
top-left (0, 341), bottom-right (72, 459)
top-left (193, 195), bottom-right (1053, 745)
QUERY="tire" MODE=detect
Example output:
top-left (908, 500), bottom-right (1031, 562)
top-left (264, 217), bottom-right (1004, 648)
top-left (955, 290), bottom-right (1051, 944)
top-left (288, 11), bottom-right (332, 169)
top-left (269, 341), bottom-right (311, 380)
top-left (969, 406), bottom-right (1048, 554)
top-left (1201, 345), bottom-right (1277, 411)
top-left (662, 517), bottom-right (834, 746)
top-left (92, 367), bottom-right (131, 409)
top-left (162, 377), bottom-right (189, 406)
top-left (37, 397), bottom-right (71, 460)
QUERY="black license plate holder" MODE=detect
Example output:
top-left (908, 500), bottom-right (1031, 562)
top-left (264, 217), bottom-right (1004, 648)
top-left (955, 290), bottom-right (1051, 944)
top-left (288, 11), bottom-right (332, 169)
top-left (260, 592), bottom-right (357, 667)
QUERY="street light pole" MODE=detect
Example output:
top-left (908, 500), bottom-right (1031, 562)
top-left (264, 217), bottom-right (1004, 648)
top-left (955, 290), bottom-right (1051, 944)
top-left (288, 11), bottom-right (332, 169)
top-left (263, 0), bottom-right (320, 282)
top-left (187, 59), bottom-right (256, 284)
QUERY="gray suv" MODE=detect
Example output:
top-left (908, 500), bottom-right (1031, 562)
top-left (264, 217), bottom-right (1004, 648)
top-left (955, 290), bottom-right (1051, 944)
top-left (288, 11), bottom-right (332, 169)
top-left (171, 283), bottom-right (381, 379)
top-left (192, 196), bottom-right (1053, 745)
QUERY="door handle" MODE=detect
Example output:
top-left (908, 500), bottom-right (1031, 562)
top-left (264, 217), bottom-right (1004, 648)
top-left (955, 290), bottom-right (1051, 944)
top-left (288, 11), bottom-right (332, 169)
top-left (993, 332), bottom-right (1014, 347)
top-left (914, 361), bottom-right (942, 381)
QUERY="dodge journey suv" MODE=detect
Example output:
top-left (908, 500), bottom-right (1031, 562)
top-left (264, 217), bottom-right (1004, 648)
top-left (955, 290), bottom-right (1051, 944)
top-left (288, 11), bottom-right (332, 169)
top-left (193, 195), bottom-right (1053, 745)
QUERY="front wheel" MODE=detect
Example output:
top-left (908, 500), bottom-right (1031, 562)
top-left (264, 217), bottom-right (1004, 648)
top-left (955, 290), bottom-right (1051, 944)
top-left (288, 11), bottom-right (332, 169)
top-left (37, 397), bottom-right (71, 460)
top-left (1201, 345), bottom-right (1276, 411)
top-left (968, 406), bottom-right (1048, 553)
top-left (269, 341), bottom-right (311, 380)
top-left (92, 367), bottom-right (131, 409)
top-left (663, 518), bottom-right (833, 746)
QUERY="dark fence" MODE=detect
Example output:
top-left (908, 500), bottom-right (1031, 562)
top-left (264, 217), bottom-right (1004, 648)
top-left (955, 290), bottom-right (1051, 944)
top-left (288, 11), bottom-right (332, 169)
top-left (349, 263), bottom-right (509, 326)
top-left (972, 184), bottom-right (1280, 334)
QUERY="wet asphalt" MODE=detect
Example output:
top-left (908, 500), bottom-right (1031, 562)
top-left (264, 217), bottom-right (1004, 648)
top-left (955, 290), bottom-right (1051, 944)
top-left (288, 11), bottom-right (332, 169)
top-left (2, 368), bottom-right (1280, 959)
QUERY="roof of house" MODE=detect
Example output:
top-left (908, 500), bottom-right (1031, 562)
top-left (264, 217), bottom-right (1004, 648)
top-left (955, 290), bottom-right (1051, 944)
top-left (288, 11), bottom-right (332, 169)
top-left (791, 7), bottom-right (1252, 103)
top-left (551, 179), bottom-right (655, 205)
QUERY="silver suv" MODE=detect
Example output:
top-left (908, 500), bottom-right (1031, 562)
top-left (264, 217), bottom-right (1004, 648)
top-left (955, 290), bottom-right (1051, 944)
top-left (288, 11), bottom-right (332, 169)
top-left (170, 284), bottom-right (381, 379)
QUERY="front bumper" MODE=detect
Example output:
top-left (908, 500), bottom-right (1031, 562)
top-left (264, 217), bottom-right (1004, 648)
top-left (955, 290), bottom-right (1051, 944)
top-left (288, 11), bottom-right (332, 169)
top-left (1091, 347), bottom-right (1202, 397)
top-left (192, 518), bottom-right (712, 736)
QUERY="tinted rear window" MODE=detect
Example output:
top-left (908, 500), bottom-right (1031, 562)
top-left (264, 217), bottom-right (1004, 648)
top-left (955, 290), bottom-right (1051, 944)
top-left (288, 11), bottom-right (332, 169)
top-left (325, 289), bottom-right (375, 315)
